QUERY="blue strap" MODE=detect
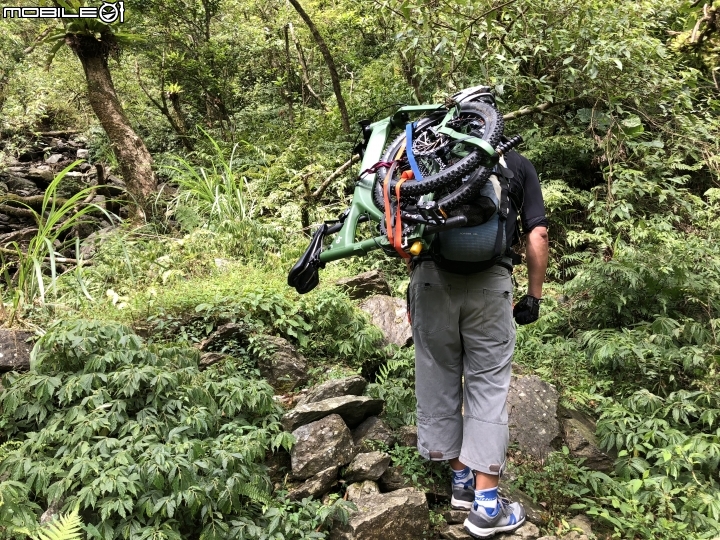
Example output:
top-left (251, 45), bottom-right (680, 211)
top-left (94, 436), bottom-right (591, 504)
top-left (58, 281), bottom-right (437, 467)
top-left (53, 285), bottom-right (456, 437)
top-left (405, 123), bottom-right (424, 181)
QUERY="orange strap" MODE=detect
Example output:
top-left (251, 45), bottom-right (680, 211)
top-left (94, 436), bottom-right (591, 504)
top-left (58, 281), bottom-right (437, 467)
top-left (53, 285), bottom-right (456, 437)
top-left (383, 143), bottom-right (407, 252)
top-left (383, 162), bottom-right (397, 246)
top-left (394, 179), bottom-right (410, 259)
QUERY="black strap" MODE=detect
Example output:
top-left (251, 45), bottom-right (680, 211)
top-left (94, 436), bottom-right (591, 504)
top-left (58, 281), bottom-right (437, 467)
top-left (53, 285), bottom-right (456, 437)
top-left (492, 169), bottom-right (511, 260)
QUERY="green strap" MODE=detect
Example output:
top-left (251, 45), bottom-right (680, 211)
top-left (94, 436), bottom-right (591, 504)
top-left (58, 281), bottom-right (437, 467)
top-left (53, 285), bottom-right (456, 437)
top-left (437, 126), bottom-right (497, 157)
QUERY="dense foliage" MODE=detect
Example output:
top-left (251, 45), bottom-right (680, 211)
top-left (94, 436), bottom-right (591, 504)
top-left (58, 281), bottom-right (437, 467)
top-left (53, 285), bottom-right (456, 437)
top-left (1, 0), bottom-right (719, 538)
top-left (0, 320), bottom-right (352, 539)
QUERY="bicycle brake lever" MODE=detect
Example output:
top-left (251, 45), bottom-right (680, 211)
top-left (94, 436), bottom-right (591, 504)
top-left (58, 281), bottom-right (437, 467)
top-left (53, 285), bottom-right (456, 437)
top-left (424, 215), bottom-right (467, 234)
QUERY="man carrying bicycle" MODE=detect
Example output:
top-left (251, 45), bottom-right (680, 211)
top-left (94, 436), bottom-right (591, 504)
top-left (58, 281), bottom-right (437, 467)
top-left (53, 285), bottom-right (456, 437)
top-left (408, 144), bottom-right (549, 538)
top-left (287, 84), bottom-right (548, 538)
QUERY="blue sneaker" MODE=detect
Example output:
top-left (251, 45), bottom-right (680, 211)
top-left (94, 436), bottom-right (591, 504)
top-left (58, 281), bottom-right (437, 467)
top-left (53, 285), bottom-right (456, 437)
top-left (451, 483), bottom-right (475, 510)
top-left (463, 498), bottom-right (526, 538)
top-left (450, 467), bottom-right (474, 510)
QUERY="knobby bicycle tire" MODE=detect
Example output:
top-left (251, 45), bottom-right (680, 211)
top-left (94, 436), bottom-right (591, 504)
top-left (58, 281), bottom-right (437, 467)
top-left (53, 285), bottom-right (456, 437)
top-left (372, 101), bottom-right (503, 212)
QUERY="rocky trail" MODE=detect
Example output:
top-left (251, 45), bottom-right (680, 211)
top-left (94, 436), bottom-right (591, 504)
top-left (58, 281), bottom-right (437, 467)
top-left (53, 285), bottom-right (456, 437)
top-left (0, 131), bottom-right (124, 260)
top-left (0, 192), bottom-right (612, 538)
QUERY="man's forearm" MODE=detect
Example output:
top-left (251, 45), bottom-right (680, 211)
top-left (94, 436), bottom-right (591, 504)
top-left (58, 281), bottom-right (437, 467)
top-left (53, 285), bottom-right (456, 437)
top-left (526, 226), bottom-right (549, 298)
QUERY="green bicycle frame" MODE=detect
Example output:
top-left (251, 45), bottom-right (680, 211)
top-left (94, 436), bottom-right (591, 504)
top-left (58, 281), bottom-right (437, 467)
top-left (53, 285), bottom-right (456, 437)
top-left (319, 104), bottom-right (495, 263)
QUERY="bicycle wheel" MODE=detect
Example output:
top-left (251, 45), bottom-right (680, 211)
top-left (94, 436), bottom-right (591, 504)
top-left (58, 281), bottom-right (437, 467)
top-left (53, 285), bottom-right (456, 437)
top-left (372, 101), bottom-right (504, 213)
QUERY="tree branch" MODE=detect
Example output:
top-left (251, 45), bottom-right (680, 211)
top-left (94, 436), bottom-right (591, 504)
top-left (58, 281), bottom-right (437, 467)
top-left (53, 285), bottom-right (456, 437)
top-left (23, 24), bottom-right (57, 55)
top-left (287, 0), bottom-right (351, 132)
top-left (287, 23), bottom-right (327, 109)
top-left (503, 97), bottom-right (583, 120)
top-left (311, 155), bottom-right (360, 199)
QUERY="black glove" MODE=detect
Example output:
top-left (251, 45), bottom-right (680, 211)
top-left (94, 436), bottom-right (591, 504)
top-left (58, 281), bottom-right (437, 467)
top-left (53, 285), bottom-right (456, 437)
top-left (513, 295), bottom-right (541, 325)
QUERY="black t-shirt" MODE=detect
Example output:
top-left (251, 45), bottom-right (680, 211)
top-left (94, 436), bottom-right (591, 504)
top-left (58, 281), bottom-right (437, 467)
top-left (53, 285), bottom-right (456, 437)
top-left (503, 150), bottom-right (548, 246)
top-left (422, 149), bottom-right (548, 274)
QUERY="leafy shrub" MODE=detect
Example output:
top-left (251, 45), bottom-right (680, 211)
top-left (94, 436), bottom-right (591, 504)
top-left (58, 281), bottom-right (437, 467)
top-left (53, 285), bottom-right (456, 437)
top-left (0, 440), bottom-right (40, 537)
top-left (296, 288), bottom-right (385, 368)
top-left (0, 162), bottom-right (114, 321)
top-left (164, 129), bottom-right (272, 230)
top-left (366, 347), bottom-right (416, 429)
top-left (584, 388), bottom-right (720, 538)
top-left (0, 320), bottom-right (352, 540)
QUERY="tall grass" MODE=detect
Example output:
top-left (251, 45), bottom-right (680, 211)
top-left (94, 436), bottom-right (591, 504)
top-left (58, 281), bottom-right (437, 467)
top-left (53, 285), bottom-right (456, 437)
top-left (165, 129), bottom-right (255, 224)
top-left (0, 161), bottom-right (113, 321)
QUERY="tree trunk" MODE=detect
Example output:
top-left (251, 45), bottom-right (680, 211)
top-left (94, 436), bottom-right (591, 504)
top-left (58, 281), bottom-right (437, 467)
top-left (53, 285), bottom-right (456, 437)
top-left (75, 47), bottom-right (157, 215)
top-left (287, 0), bottom-right (351, 133)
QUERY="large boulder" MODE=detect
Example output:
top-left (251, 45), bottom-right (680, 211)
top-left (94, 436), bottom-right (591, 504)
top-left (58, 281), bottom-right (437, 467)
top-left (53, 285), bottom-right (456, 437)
top-left (353, 416), bottom-right (395, 452)
top-left (395, 425), bottom-right (418, 448)
top-left (79, 226), bottom-right (115, 259)
top-left (0, 329), bottom-right (33, 372)
top-left (199, 352), bottom-right (228, 370)
top-left (336, 271), bottom-right (391, 299)
top-left (288, 466), bottom-right (339, 500)
top-left (378, 467), bottom-right (411, 492)
top-left (507, 375), bottom-right (562, 460)
top-left (257, 335), bottom-right (309, 393)
top-left (560, 408), bottom-right (614, 471)
top-left (199, 323), bottom-right (247, 351)
top-left (343, 452), bottom-right (391, 484)
top-left (24, 167), bottom-right (53, 185)
top-left (359, 295), bottom-right (412, 347)
top-left (282, 396), bottom-right (384, 432)
top-left (346, 480), bottom-right (381, 502)
top-left (291, 414), bottom-right (356, 480)
top-left (331, 487), bottom-right (429, 540)
top-left (5, 175), bottom-right (41, 195)
top-left (298, 375), bottom-right (367, 406)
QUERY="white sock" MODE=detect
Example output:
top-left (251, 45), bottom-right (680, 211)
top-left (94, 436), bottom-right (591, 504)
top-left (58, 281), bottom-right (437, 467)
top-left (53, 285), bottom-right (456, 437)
top-left (451, 466), bottom-right (473, 488)
top-left (474, 487), bottom-right (498, 510)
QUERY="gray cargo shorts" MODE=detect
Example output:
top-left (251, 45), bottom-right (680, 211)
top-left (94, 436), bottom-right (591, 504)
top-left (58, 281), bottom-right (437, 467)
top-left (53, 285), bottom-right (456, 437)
top-left (409, 261), bottom-right (515, 475)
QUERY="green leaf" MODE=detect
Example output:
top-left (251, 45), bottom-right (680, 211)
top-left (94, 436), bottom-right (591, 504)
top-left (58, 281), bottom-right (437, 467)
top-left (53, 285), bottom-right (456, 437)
top-left (33, 507), bottom-right (83, 540)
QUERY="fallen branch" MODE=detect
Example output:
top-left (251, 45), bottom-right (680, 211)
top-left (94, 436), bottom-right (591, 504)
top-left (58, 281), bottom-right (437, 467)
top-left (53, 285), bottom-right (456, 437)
top-left (0, 246), bottom-right (92, 266)
top-left (1, 194), bottom-right (69, 209)
top-left (311, 155), bottom-right (361, 199)
top-left (33, 130), bottom-right (79, 137)
top-left (503, 97), bottom-right (583, 120)
top-left (0, 205), bottom-right (36, 219)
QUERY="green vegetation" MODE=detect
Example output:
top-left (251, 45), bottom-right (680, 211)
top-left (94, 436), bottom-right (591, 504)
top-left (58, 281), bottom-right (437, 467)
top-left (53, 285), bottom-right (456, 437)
top-left (1, 0), bottom-right (719, 538)
top-left (0, 320), bottom-right (352, 539)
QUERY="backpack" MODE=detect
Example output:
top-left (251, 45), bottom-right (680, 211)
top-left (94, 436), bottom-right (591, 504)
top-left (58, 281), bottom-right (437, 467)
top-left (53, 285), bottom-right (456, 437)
top-left (429, 158), bottom-right (520, 274)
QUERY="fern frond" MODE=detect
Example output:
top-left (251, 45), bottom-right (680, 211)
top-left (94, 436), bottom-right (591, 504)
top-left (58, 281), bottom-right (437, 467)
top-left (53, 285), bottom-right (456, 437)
top-left (34, 508), bottom-right (83, 540)
top-left (0, 441), bottom-right (22, 464)
top-left (235, 483), bottom-right (272, 506)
